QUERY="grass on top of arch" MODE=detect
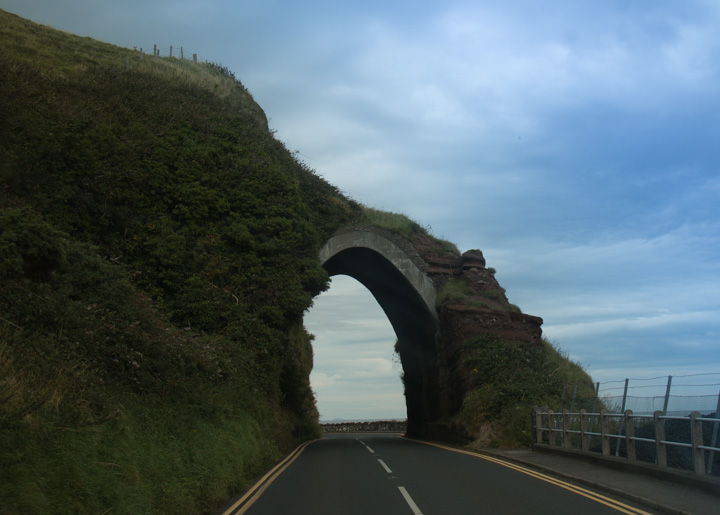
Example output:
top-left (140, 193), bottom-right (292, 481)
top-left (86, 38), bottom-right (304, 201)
top-left (359, 207), bottom-right (460, 255)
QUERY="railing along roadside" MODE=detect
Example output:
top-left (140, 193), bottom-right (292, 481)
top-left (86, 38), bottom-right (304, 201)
top-left (532, 407), bottom-right (720, 477)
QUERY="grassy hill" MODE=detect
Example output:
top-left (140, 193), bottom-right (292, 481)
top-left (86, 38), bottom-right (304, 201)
top-left (0, 9), bottom-right (362, 513)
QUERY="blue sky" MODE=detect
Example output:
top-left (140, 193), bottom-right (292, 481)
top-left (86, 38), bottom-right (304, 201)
top-left (4, 1), bottom-right (719, 420)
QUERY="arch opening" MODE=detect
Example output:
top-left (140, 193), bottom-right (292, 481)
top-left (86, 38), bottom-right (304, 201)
top-left (317, 231), bottom-right (442, 435)
top-left (305, 275), bottom-right (405, 422)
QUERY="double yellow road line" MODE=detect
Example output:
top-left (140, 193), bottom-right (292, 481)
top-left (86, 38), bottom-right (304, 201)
top-left (410, 439), bottom-right (653, 515)
top-left (221, 439), bottom-right (316, 515)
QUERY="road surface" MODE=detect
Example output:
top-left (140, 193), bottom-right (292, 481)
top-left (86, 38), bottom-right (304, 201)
top-left (222, 433), bottom-right (655, 515)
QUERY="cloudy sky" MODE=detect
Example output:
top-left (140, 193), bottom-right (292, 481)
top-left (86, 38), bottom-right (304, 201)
top-left (4, 1), bottom-right (719, 421)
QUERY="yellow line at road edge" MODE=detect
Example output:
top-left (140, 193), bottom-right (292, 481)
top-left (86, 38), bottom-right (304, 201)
top-left (405, 438), bottom-right (653, 515)
top-left (221, 439), bottom-right (316, 515)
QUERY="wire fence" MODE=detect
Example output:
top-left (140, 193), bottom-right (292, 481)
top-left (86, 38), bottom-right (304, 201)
top-left (122, 44), bottom-right (207, 65)
top-left (560, 373), bottom-right (720, 417)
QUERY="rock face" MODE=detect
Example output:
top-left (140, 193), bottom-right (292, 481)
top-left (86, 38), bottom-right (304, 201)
top-left (404, 232), bottom-right (543, 439)
top-left (320, 227), bottom-right (543, 440)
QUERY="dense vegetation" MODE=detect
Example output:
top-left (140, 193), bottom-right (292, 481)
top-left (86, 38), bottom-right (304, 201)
top-left (456, 336), bottom-right (596, 447)
top-left (0, 10), bottom-right (359, 513)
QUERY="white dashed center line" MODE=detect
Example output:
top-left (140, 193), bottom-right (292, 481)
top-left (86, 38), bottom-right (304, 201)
top-left (377, 459), bottom-right (393, 474)
top-left (398, 486), bottom-right (423, 515)
top-left (360, 438), bottom-right (424, 514)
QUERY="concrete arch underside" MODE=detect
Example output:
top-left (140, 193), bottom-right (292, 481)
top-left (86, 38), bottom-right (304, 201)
top-left (319, 230), bottom-right (442, 436)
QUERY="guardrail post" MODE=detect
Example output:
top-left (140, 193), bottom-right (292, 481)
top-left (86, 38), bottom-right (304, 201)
top-left (543, 409), bottom-right (550, 445)
top-left (662, 375), bottom-right (672, 415)
top-left (534, 407), bottom-right (544, 445)
top-left (690, 411), bottom-right (706, 476)
top-left (601, 410), bottom-right (610, 456)
top-left (588, 382), bottom-right (599, 435)
top-left (624, 410), bottom-right (636, 462)
top-left (707, 388), bottom-right (720, 475)
top-left (548, 410), bottom-right (557, 446)
top-left (563, 409), bottom-right (571, 449)
top-left (580, 409), bottom-right (589, 452)
top-left (615, 378), bottom-right (629, 456)
top-left (654, 410), bottom-right (667, 468)
top-left (531, 407), bottom-right (537, 444)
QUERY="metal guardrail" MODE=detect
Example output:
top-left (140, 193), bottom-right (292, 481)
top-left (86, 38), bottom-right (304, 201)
top-left (532, 408), bottom-right (720, 476)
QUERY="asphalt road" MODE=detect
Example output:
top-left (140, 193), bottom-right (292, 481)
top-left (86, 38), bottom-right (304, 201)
top-left (224, 433), bottom-right (655, 515)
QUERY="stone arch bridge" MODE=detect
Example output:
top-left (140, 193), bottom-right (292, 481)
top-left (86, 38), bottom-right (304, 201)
top-left (318, 227), bottom-right (543, 439)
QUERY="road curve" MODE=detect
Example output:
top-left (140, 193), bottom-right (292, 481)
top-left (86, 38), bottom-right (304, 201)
top-left (222, 433), bottom-right (655, 515)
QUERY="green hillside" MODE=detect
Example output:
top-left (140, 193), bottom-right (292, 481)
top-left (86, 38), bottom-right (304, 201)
top-left (0, 10), bottom-right (360, 513)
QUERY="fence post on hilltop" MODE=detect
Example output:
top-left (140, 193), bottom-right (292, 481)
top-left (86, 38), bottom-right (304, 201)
top-left (170, 45), bottom-right (173, 58)
top-left (690, 411), bottom-right (706, 475)
top-left (181, 46), bottom-right (184, 59)
top-left (654, 410), bottom-right (667, 468)
top-left (140, 47), bottom-right (144, 60)
top-left (193, 53), bottom-right (197, 64)
top-left (563, 409), bottom-right (571, 449)
top-left (601, 410), bottom-right (610, 456)
top-left (625, 410), bottom-right (636, 462)
top-left (580, 409), bottom-right (589, 452)
top-left (615, 378), bottom-right (629, 456)
top-left (662, 375), bottom-right (673, 415)
top-left (708, 387), bottom-right (720, 474)
top-left (153, 44), bottom-right (157, 57)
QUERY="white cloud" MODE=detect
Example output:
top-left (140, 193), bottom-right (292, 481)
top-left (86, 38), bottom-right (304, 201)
top-left (545, 310), bottom-right (720, 341)
top-left (343, 358), bottom-right (395, 379)
top-left (310, 372), bottom-right (342, 388)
